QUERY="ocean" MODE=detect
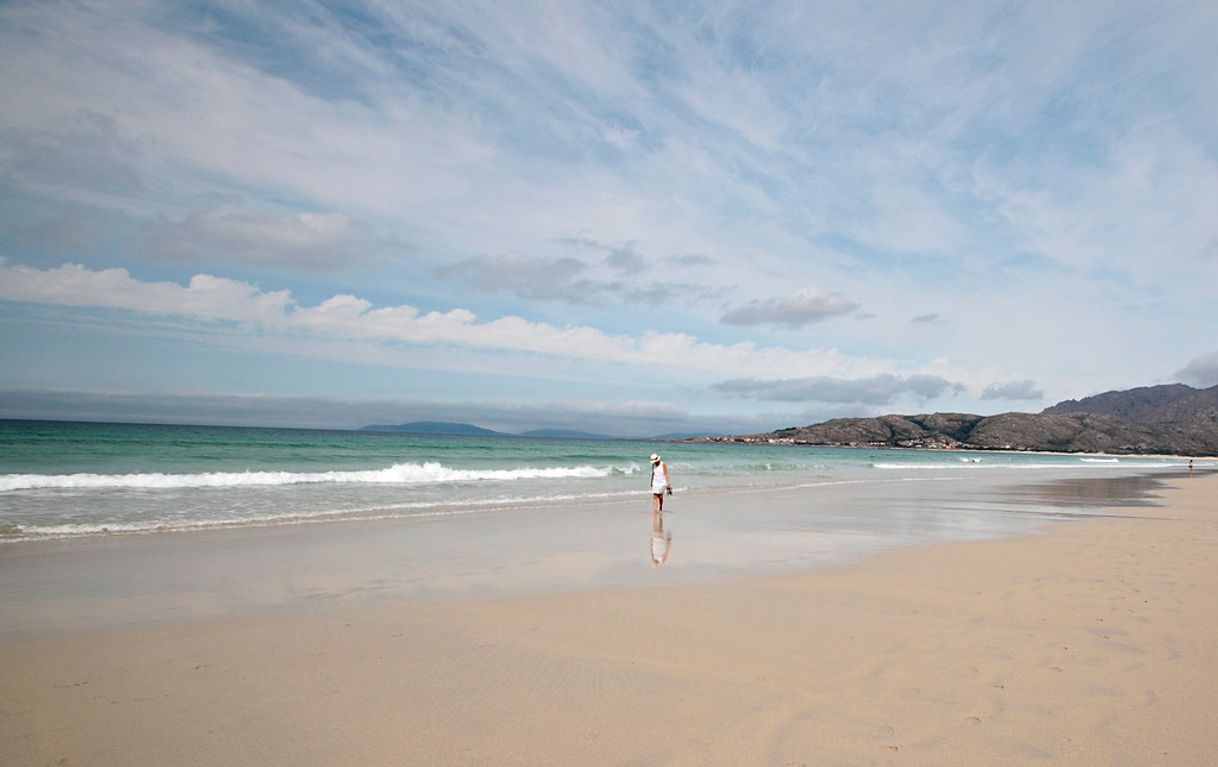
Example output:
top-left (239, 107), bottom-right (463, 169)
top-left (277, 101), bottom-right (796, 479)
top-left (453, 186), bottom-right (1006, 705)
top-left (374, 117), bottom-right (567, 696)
top-left (0, 419), bottom-right (1189, 543)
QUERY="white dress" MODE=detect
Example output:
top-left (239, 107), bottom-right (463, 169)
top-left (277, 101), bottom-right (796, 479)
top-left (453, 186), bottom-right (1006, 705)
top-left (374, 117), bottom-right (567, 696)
top-left (651, 463), bottom-right (668, 494)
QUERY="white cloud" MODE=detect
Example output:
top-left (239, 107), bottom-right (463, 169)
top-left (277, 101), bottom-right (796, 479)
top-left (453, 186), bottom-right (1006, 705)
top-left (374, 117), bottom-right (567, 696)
top-left (0, 260), bottom-right (294, 321)
top-left (0, 259), bottom-right (936, 381)
top-left (1, 1), bottom-right (1216, 410)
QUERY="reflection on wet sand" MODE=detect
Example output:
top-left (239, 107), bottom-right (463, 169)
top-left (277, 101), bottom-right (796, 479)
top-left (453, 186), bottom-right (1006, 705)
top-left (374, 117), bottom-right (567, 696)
top-left (999, 473), bottom-right (1174, 509)
top-left (650, 510), bottom-right (672, 567)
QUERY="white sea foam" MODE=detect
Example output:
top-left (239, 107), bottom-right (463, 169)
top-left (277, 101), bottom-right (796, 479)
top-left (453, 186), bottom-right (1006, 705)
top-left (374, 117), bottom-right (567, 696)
top-left (1, 486), bottom-right (656, 541)
top-left (1079, 458), bottom-right (1119, 463)
top-left (0, 462), bottom-right (613, 492)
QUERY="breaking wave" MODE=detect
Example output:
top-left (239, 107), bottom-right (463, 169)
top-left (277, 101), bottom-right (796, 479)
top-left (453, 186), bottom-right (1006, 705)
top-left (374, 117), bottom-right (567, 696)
top-left (0, 462), bottom-right (616, 492)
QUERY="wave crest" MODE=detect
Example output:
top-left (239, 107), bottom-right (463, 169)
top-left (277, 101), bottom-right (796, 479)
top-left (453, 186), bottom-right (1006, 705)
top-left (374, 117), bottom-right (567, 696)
top-left (0, 462), bottom-right (612, 492)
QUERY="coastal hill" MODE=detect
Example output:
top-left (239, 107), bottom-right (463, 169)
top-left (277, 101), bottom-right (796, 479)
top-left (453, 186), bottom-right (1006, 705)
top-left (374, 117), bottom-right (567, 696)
top-left (702, 383), bottom-right (1218, 456)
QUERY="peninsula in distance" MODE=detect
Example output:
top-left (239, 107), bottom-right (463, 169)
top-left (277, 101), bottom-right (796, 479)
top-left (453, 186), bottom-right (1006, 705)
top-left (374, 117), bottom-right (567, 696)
top-left (359, 385), bottom-right (1218, 456)
top-left (696, 383), bottom-right (1218, 456)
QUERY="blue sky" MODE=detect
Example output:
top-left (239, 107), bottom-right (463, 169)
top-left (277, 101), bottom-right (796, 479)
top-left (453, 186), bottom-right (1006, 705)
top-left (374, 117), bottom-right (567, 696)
top-left (1, 1), bottom-right (1216, 436)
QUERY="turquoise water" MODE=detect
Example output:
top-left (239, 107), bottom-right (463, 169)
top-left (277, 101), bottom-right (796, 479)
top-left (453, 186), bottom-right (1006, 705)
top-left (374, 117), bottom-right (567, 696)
top-left (0, 419), bottom-right (1188, 541)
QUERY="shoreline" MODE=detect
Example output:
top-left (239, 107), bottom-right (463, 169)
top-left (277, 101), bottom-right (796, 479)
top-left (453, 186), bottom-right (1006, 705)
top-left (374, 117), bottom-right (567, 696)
top-left (2, 472), bottom-right (1216, 764)
top-left (1, 454), bottom-right (1203, 547)
top-left (0, 469), bottom-right (1187, 640)
top-left (684, 436), bottom-right (1218, 461)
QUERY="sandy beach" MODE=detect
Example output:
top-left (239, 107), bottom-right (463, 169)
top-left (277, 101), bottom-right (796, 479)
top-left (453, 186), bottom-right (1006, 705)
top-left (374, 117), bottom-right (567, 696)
top-left (2, 471), bottom-right (1216, 766)
top-left (6, 3), bottom-right (1218, 764)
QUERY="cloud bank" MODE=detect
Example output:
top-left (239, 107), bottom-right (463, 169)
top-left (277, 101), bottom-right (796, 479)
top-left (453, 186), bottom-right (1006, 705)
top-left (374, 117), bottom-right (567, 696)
top-left (0, 259), bottom-right (926, 382)
top-left (712, 374), bottom-right (964, 406)
top-left (720, 290), bottom-right (860, 328)
top-left (1, 1), bottom-right (1214, 427)
top-left (980, 380), bottom-right (1046, 401)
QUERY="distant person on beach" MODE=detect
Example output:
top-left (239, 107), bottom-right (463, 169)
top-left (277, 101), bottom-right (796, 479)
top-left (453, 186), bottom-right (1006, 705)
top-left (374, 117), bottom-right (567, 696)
top-left (651, 508), bottom-right (672, 567)
top-left (1189, 459), bottom-right (1194, 475)
top-left (650, 453), bottom-right (671, 513)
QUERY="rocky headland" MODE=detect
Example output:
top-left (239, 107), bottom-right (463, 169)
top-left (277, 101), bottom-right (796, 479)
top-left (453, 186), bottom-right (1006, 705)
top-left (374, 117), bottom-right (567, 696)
top-left (698, 383), bottom-right (1218, 456)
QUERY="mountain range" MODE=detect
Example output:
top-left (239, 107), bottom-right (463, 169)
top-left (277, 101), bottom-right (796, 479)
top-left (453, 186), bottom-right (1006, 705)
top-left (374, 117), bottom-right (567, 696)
top-left (710, 384), bottom-right (1218, 456)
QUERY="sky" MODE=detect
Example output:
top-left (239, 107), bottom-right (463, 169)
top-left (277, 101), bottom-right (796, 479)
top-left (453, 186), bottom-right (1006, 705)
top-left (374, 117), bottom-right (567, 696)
top-left (1, 0), bottom-right (1217, 436)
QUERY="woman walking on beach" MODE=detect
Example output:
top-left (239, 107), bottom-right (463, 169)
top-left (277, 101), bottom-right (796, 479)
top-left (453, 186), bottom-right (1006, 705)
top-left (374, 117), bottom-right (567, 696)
top-left (650, 453), bottom-right (671, 513)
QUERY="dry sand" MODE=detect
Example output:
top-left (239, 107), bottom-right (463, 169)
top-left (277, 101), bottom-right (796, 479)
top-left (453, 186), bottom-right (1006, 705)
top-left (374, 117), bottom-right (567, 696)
top-left (2, 474), bottom-right (1215, 766)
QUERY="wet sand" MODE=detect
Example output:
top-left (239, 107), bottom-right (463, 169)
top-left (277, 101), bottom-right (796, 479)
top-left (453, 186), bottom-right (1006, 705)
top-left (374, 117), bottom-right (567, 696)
top-left (2, 472), bottom-right (1216, 765)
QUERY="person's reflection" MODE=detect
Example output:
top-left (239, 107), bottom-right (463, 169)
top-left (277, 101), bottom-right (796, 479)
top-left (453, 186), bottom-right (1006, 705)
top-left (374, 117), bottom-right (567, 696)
top-left (650, 509), bottom-right (673, 567)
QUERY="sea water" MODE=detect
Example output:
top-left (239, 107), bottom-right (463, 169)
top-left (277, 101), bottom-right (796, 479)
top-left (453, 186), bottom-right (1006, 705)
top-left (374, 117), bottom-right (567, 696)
top-left (0, 419), bottom-right (1188, 542)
